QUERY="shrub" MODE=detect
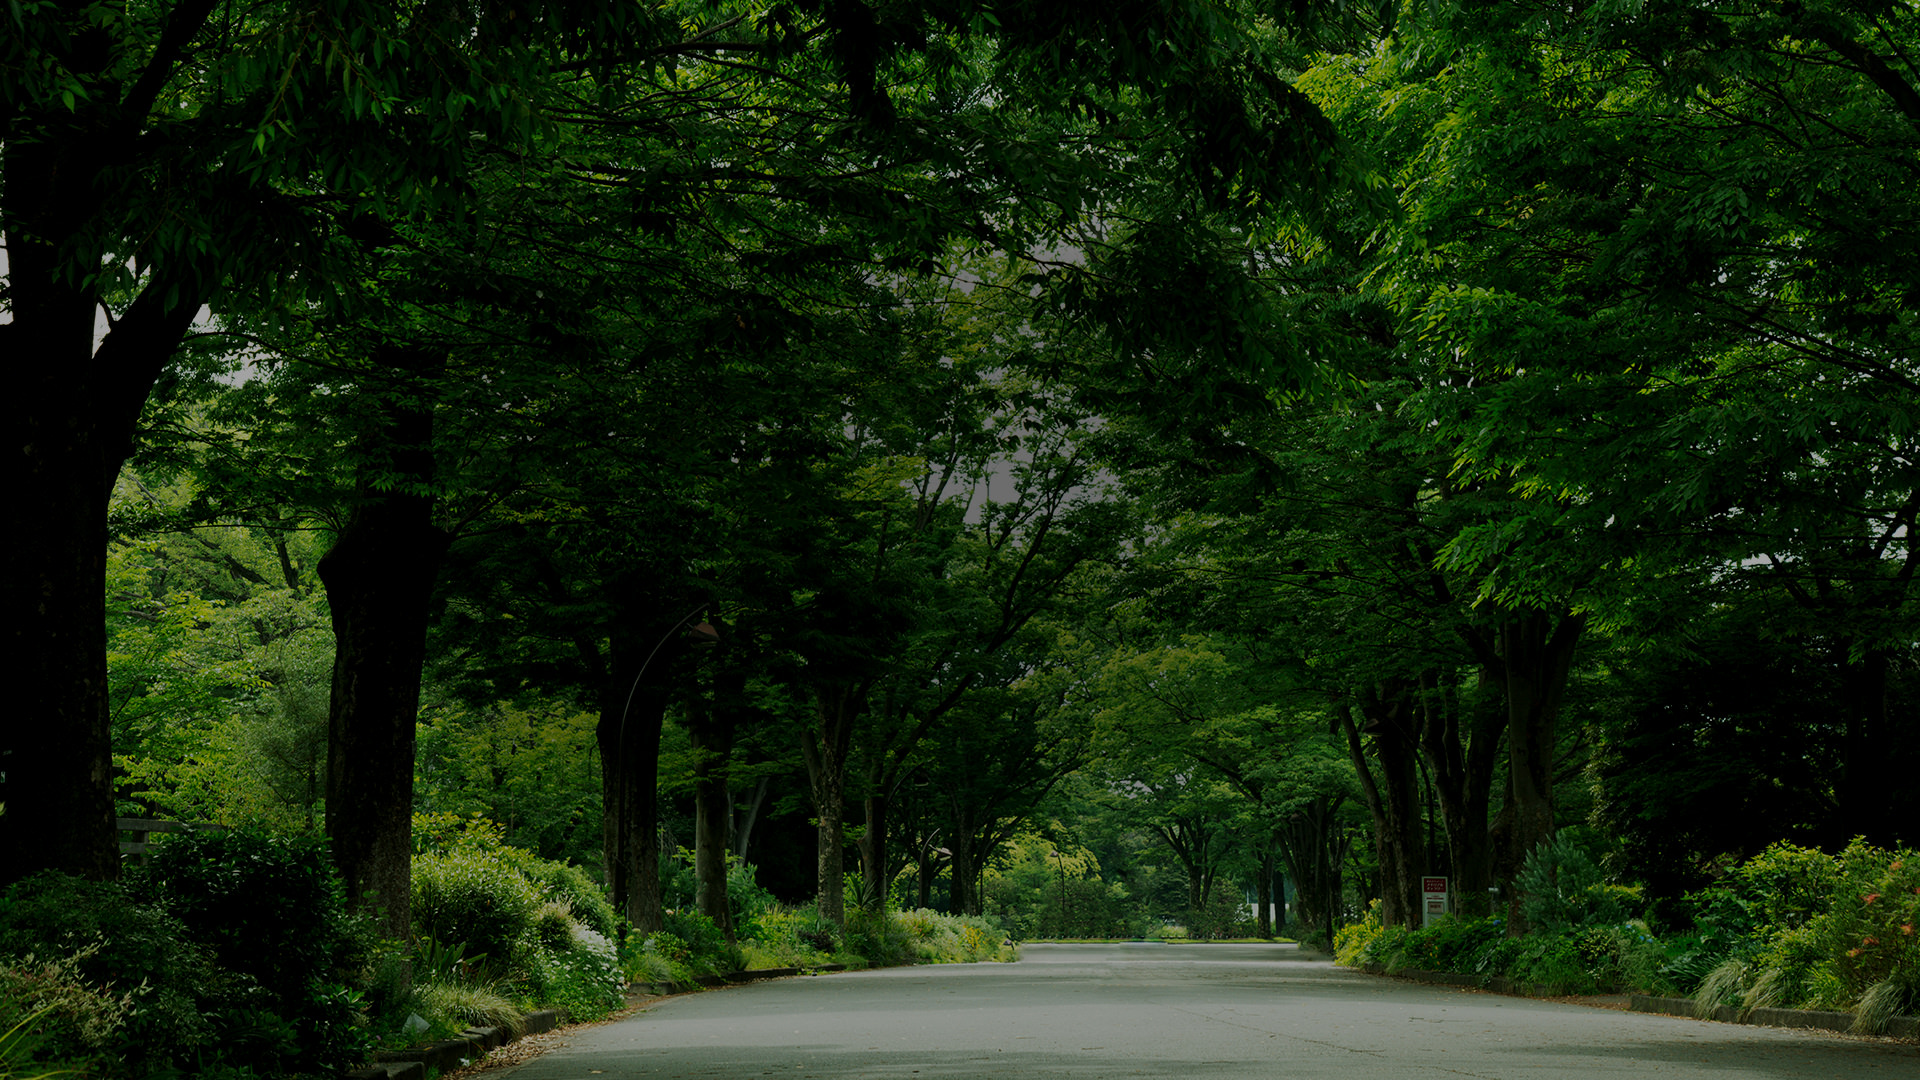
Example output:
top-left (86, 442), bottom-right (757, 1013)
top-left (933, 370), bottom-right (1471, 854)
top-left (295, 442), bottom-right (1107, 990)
top-left (735, 907), bottom-right (836, 968)
top-left (1504, 932), bottom-right (1596, 994)
top-left (138, 825), bottom-right (369, 1075)
top-left (1333, 901), bottom-right (1385, 967)
top-left (509, 936), bottom-right (624, 1020)
top-left (525, 861), bottom-right (619, 943)
top-left (0, 950), bottom-right (131, 1072)
top-left (893, 910), bottom-right (1013, 963)
top-left (412, 982), bottom-right (524, 1037)
top-left (1515, 832), bottom-right (1618, 933)
top-left (1188, 888), bottom-right (1254, 941)
top-left (843, 908), bottom-right (913, 967)
top-left (0, 871), bottom-right (225, 1077)
top-left (412, 848), bottom-right (542, 961)
top-left (661, 911), bottom-right (740, 977)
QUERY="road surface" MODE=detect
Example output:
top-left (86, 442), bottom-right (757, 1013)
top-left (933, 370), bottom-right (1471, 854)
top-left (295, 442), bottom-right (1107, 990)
top-left (495, 942), bottom-right (1920, 1078)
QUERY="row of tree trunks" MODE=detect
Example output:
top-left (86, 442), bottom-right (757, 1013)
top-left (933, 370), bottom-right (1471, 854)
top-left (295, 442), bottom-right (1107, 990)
top-left (1277, 795), bottom-right (1347, 947)
top-left (1342, 681), bottom-right (1424, 930)
top-left (1336, 608), bottom-right (1587, 932)
top-left (1419, 669), bottom-right (1504, 918)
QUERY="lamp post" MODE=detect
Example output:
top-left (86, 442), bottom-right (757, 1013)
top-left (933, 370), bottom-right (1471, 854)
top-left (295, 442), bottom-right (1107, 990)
top-left (618, 604), bottom-right (720, 748)
top-left (1050, 848), bottom-right (1068, 931)
top-left (610, 604), bottom-right (719, 928)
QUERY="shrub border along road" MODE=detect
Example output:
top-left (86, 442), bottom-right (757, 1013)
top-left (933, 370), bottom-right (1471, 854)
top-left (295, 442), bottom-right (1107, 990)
top-left (1358, 965), bottom-right (1919, 1042)
top-left (344, 967), bottom-right (851, 1080)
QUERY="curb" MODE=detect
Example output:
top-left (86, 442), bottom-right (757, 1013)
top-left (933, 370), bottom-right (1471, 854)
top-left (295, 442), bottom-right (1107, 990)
top-left (1359, 963), bottom-right (1574, 999)
top-left (343, 965), bottom-right (854, 1077)
top-left (1356, 967), bottom-right (1918, 1042)
top-left (348, 1009), bottom-right (565, 1080)
top-left (1628, 994), bottom-right (1919, 1040)
top-left (644, 963), bottom-right (848, 996)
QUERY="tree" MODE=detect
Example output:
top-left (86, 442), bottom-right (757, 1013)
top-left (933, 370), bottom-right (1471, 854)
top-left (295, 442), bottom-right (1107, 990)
top-left (1, 0), bottom-right (660, 883)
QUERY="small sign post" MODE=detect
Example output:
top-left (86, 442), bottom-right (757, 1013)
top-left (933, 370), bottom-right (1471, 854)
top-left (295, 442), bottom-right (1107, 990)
top-left (1421, 876), bottom-right (1449, 928)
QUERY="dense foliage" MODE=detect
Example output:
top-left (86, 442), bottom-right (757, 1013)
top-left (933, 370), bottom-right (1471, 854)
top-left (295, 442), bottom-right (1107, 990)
top-left (8, 0), bottom-right (1920, 1068)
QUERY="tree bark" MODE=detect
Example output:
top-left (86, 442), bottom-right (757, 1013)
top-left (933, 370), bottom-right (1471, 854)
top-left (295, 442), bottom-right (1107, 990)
top-left (0, 140), bottom-right (204, 886)
top-left (857, 791), bottom-right (890, 911)
top-left (1501, 610), bottom-right (1586, 872)
top-left (318, 348), bottom-right (450, 941)
top-left (1340, 685), bottom-right (1423, 930)
top-left (598, 622), bottom-right (668, 935)
top-left (1254, 844), bottom-right (1273, 938)
top-left (1839, 644), bottom-right (1893, 846)
top-left (688, 665), bottom-right (741, 938)
top-left (802, 681), bottom-right (862, 926)
top-left (1419, 668), bottom-right (1505, 918)
top-left (732, 776), bottom-right (770, 861)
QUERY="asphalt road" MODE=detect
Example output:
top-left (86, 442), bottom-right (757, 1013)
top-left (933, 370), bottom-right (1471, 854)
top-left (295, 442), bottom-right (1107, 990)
top-left (496, 942), bottom-right (1920, 1079)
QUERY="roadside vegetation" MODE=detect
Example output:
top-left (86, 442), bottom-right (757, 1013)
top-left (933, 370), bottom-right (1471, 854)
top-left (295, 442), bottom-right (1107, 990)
top-left (1335, 835), bottom-right (1920, 1034)
top-left (10, 0), bottom-right (1920, 1075)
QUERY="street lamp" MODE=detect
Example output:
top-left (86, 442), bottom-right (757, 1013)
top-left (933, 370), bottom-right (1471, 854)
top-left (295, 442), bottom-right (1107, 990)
top-left (617, 604), bottom-right (719, 745)
top-left (609, 604), bottom-right (721, 924)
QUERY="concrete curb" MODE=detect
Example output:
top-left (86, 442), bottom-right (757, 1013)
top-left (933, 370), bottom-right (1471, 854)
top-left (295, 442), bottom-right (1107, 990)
top-left (343, 966), bottom-right (853, 1077)
top-left (1357, 968), bottom-right (1918, 1041)
top-left (643, 963), bottom-right (847, 996)
top-left (1359, 963), bottom-right (1571, 999)
top-left (348, 1009), bottom-right (566, 1080)
top-left (1628, 993), bottom-right (1919, 1040)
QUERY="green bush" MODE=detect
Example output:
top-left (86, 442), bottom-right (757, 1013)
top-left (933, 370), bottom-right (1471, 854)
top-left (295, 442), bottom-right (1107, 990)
top-left (1504, 932), bottom-right (1596, 994)
top-left (0, 872), bottom-right (227, 1078)
top-left (1727, 841), bottom-right (1920, 1027)
top-left (736, 907), bottom-right (837, 969)
top-left (510, 921), bottom-right (624, 1021)
top-left (411, 815), bottom-right (629, 1020)
top-left (843, 908), bottom-right (914, 967)
top-left (138, 826), bottom-right (369, 1075)
top-left (0, 950), bottom-right (131, 1074)
top-left (661, 911), bottom-right (740, 977)
top-left (1514, 832), bottom-right (1631, 933)
top-left (525, 861), bottom-right (619, 943)
top-left (1332, 900), bottom-right (1386, 967)
top-left (1187, 887), bottom-right (1255, 941)
top-left (412, 848), bottom-right (542, 961)
top-left (892, 909), bottom-right (1014, 963)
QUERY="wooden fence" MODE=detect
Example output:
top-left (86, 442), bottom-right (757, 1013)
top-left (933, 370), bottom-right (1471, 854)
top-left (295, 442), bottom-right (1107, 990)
top-left (117, 817), bottom-right (226, 859)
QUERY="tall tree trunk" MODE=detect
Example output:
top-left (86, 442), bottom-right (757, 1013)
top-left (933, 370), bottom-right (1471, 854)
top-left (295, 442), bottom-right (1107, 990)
top-left (1839, 644), bottom-right (1893, 846)
top-left (1274, 861), bottom-right (1288, 933)
top-left (320, 346), bottom-right (450, 941)
top-left (1501, 610), bottom-right (1586, 873)
top-left (598, 617), bottom-right (669, 935)
top-left (802, 682), bottom-right (861, 926)
top-left (857, 791), bottom-right (890, 911)
top-left (688, 666), bottom-right (740, 939)
top-left (947, 816), bottom-right (973, 916)
top-left (1420, 668), bottom-right (1505, 918)
top-left (732, 776), bottom-right (770, 861)
top-left (1341, 685), bottom-right (1423, 930)
top-left (1, 136), bottom-right (202, 884)
top-left (1254, 845), bottom-right (1273, 938)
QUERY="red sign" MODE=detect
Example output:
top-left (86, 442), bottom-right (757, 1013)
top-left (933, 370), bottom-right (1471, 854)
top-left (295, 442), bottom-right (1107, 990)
top-left (1422, 877), bottom-right (1448, 893)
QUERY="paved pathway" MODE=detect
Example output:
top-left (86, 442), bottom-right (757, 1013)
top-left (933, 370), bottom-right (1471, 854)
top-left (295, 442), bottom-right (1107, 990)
top-left (497, 942), bottom-right (1920, 1079)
